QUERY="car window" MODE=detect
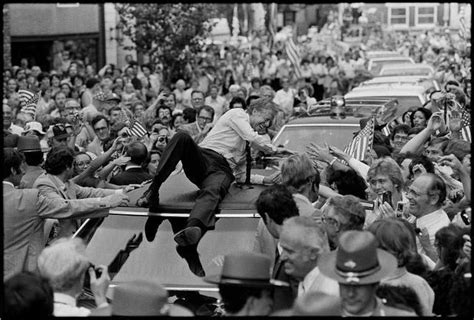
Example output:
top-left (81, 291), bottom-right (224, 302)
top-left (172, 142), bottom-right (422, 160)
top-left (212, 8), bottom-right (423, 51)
top-left (273, 125), bottom-right (359, 152)
top-left (370, 59), bottom-right (414, 73)
top-left (380, 68), bottom-right (432, 76)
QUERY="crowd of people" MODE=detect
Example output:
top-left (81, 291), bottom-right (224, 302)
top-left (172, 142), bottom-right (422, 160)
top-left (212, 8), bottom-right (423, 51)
top-left (3, 18), bottom-right (472, 317)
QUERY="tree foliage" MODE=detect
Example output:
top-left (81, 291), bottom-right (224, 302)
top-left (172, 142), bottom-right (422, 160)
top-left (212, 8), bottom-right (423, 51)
top-left (116, 3), bottom-right (217, 86)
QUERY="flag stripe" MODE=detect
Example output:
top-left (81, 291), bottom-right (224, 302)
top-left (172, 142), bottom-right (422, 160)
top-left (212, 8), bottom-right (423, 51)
top-left (285, 37), bottom-right (302, 78)
top-left (343, 117), bottom-right (375, 161)
top-left (130, 121), bottom-right (148, 138)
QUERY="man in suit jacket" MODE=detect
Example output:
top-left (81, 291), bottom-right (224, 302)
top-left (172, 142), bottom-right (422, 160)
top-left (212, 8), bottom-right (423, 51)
top-left (3, 148), bottom-right (127, 281)
top-left (33, 146), bottom-right (130, 240)
top-left (254, 185), bottom-right (300, 312)
top-left (110, 141), bottom-right (152, 185)
top-left (177, 105), bottom-right (215, 144)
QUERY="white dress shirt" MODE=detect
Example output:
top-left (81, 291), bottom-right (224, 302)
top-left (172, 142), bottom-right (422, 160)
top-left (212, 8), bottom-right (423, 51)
top-left (416, 208), bottom-right (450, 247)
top-left (53, 293), bottom-right (91, 317)
top-left (199, 108), bottom-right (276, 176)
top-left (297, 266), bottom-right (340, 298)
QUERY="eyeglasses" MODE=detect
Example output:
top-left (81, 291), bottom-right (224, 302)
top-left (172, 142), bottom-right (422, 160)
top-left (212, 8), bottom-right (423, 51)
top-left (406, 187), bottom-right (428, 198)
top-left (256, 118), bottom-right (272, 129)
top-left (198, 116), bottom-right (213, 122)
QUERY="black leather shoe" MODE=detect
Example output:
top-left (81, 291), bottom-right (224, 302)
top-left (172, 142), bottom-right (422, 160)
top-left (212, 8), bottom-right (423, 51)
top-left (174, 227), bottom-right (202, 247)
top-left (176, 245), bottom-right (205, 277)
top-left (144, 217), bottom-right (163, 242)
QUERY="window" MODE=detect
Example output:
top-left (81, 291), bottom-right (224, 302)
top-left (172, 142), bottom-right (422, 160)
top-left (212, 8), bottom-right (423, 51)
top-left (390, 7), bottom-right (408, 25)
top-left (283, 11), bottom-right (296, 26)
top-left (416, 6), bottom-right (436, 25)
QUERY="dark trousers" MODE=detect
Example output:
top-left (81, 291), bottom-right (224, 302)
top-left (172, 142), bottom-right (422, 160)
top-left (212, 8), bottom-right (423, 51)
top-left (149, 131), bottom-right (234, 230)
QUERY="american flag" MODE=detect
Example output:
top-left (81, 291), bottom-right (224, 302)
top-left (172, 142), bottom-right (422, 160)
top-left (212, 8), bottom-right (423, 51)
top-left (460, 108), bottom-right (471, 143)
top-left (18, 89), bottom-right (39, 118)
top-left (285, 37), bottom-right (302, 79)
top-left (344, 117), bottom-right (375, 161)
top-left (129, 119), bottom-right (148, 138)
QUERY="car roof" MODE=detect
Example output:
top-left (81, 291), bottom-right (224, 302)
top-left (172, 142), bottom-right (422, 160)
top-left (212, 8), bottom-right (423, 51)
top-left (369, 56), bottom-right (414, 62)
top-left (346, 84), bottom-right (427, 96)
top-left (363, 75), bottom-right (435, 83)
top-left (379, 63), bottom-right (434, 75)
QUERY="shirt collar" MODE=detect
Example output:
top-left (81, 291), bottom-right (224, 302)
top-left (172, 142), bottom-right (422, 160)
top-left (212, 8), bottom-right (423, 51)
top-left (54, 293), bottom-right (77, 307)
top-left (302, 265), bottom-right (321, 292)
top-left (48, 174), bottom-right (67, 191)
top-left (417, 208), bottom-right (446, 227)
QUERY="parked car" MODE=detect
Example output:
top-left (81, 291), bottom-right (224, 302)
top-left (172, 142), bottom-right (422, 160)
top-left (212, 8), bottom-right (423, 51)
top-left (377, 63), bottom-right (435, 77)
top-left (345, 84), bottom-right (428, 109)
top-left (365, 50), bottom-right (402, 60)
top-left (272, 98), bottom-right (398, 153)
top-left (358, 75), bottom-right (440, 92)
top-left (367, 56), bottom-right (415, 75)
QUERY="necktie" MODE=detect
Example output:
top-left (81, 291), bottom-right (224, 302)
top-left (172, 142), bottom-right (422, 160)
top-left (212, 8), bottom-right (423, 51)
top-left (245, 141), bottom-right (252, 185)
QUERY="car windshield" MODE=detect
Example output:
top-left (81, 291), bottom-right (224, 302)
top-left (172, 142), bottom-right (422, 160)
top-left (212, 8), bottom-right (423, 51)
top-left (380, 68), bottom-right (432, 76)
top-left (273, 124), bottom-right (359, 152)
top-left (351, 95), bottom-right (423, 108)
top-left (370, 59), bottom-right (413, 73)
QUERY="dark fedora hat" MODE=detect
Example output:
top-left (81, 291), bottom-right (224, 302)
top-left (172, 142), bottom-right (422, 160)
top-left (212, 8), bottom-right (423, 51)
top-left (204, 252), bottom-right (288, 288)
top-left (319, 231), bottom-right (397, 285)
top-left (17, 135), bottom-right (42, 152)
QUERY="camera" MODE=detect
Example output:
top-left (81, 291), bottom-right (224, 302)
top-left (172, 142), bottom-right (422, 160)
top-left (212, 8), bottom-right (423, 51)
top-left (83, 263), bottom-right (102, 290)
top-left (382, 191), bottom-right (392, 207)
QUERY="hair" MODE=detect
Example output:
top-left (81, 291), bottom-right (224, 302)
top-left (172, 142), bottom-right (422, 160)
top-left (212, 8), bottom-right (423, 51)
top-left (23, 151), bottom-right (44, 166)
top-left (255, 184), bottom-right (299, 225)
top-left (37, 238), bottom-right (90, 292)
top-left (4, 272), bottom-right (54, 320)
top-left (425, 173), bottom-right (447, 207)
top-left (131, 100), bottom-right (146, 113)
top-left (191, 90), bottom-right (204, 99)
top-left (108, 105), bottom-right (122, 116)
top-left (281, 153), bottom-right (318, 193)
top-left (427, 136), bottom-right (449, 153)
top-left (327, 195), bottom-right (366, 231)
top-left (182, 107), bottom-right (197, 123)
top-left (37, 72), bottom-right (50, 83)
top-left (367, 218), bottom-right (419, 267)
top-left (3, 148), bottom-right (25, 180)
top-left (246, 95), bottom-right (260, 108)
top-left (91, 114), bottom-right (109, 128)
top-left (44, 146), bottom-right (75, 175)
top-left (126, 141), bottom-right (148, 165)
top-left (326, 167), bottom-right (367, 199)
top-left (444, 139), bottom-right (471, 162)
top-left (367, 158), bottom-right (404, 193)
top-left (407, 155), bottom-right (435, 180)
top-left (229, 96), bottom-right (247, 110)
top-left (85, 77), bottom-right (100, 89)
top-left (197, 105), bottom-right (215, 120)
top-left (156, 105), bottom-right (172, 118)
top-left (435, 224), bottom-right (464, 271)
top-left (247, 98), bottom-right (277, 121)
top-left (282, 216), bottom-right (329, 252)
top-left (390, 124), bottom-right (411, 141)
top-left (219, 285), bottom-right (269, 314)
top-left (410, 108), bottom-right (432, 127)
top-left (376, 284), bottom-right (423, 316)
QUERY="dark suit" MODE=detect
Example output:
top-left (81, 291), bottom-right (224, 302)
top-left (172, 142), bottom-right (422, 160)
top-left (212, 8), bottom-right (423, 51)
top-left (109, 166), bottom-right (152, 186)
top-left (272, 248), bottom-right (299, 311)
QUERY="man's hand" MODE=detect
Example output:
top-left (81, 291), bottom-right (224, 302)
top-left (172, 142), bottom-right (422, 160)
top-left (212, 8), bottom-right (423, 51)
top-left (106, 193), bottom-right (130, 207)
top-left (440, 154), bottom-right (465, 175)
top-left (328, 144), bottom-right (350, 162)
top-left (202, 123), bottom-right (214, 135)
top-left (306, 143), bottom-right (332, 163)
top-left (448, 111), bottom-right (462, 132)
top-left (89, 265), bottom-right (110, 307)
top-left (427, 111), bottom-right (447, 133)
top-left (113, 156), bottom-right (131, 167)
top-left (462, 234), bottom-right (471, 260)
top-left (123, 184), bottom-right (142, 193)
top-left (111, 137), bottom-right (123, 152)
top-left (274, 147), bottom-right (295, 156)
top-left (263, 171), bottom-right (281, 185)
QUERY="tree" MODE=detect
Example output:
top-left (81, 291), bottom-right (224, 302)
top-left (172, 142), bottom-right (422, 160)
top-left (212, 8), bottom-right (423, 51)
top-left (116, 3), bottom-right (217, 86)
